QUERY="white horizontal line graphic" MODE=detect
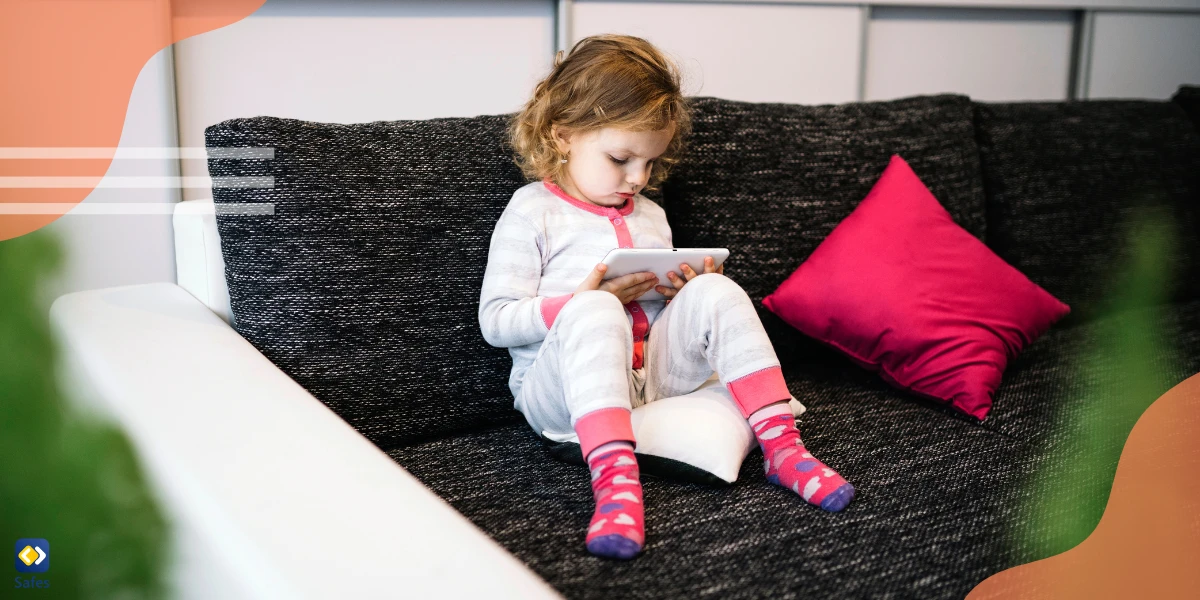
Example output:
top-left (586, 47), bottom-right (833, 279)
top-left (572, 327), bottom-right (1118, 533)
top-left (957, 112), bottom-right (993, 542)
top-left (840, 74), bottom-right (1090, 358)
top-left (0, 147), bottom-right (274, 159)
top-left (0, 176), bottom-right (273, 188)
top-left (0, 203), bottom-right (274, 215)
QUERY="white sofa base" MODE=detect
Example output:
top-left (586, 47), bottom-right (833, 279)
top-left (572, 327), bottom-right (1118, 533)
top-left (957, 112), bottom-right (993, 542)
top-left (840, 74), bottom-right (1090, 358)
top-left (50, 282), bottom-right (561, 599)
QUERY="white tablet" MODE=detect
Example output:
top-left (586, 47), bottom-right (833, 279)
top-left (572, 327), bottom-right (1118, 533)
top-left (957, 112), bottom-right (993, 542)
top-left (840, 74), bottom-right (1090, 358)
top-left (601, 248), bottom-right (730, 302)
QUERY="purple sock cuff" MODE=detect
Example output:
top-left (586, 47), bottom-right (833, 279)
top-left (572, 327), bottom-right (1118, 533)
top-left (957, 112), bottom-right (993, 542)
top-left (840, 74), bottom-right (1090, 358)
top-left (574, 407), bottom-right (635, 460)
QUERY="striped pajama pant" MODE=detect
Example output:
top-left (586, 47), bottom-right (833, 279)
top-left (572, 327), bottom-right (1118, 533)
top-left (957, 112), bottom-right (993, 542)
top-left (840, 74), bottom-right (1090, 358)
top-left (514, 273), bottom-right (794, 459)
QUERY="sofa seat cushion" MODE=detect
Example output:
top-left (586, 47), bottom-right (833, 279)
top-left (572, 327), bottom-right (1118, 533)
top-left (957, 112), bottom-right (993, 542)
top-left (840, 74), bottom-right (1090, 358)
top-left (389, 299), bottom-right (1200, 599)
top-left (391, 418), bottom-right (1015, 600)
top-left (205, 114), bottom-right (529, 448)
top-left (974, 299), bottom-right (1200, 438)
top-left (662, 94), bottom-right (988, 309)
top-left (974, 100), bottom-right (1200, 323)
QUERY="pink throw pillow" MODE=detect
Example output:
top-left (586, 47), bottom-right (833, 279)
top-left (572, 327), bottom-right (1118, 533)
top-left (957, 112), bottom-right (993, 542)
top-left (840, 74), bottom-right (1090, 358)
top-left (763, 155), bottom-right (1070, 420)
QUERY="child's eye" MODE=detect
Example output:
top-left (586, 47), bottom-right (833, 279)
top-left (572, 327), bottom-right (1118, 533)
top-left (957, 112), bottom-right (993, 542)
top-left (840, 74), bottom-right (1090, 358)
top-left (608, 155), bottom-right (627, 165)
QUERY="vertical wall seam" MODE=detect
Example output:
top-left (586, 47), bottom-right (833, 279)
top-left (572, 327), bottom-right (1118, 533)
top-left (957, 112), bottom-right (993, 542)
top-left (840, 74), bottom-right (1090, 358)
top-left (857, 4), bottom-right (871, 102)
top-left (556, 0), bottom-right (571, 53)
top-left (1072, 9), bottom-right (1096, 100)
top-left (163, 44), bottom-right (185, 286)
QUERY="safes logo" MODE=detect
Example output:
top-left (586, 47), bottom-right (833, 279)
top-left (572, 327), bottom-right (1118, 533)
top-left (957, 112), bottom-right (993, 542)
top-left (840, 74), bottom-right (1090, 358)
top-left (13, 539), bottom-right (50, 590)
top-left (14, 539), bottom-right (48, 573)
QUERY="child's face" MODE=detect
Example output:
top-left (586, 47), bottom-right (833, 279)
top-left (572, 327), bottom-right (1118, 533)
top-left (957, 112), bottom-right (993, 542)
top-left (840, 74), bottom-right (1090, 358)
top-left (553, 125), bottom-right (674, 208)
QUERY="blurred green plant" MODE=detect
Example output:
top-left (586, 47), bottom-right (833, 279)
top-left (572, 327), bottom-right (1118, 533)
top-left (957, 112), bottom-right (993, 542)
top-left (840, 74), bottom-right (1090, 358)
top-left (1016, 207), bottom-right (1184, 558)
top-left (1, 229), bottom-right (169, 599)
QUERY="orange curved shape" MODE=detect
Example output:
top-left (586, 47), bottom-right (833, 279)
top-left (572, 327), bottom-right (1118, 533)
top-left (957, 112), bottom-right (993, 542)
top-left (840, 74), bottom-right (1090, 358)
top-left (968, 372), bottom-right (1200, 599)
top-left (0, 0), bottom-right (266, 241)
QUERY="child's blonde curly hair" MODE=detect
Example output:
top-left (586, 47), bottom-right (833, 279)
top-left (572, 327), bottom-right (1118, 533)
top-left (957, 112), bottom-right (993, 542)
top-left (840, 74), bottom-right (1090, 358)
top-left (508, 34), bottom-right (692, 195)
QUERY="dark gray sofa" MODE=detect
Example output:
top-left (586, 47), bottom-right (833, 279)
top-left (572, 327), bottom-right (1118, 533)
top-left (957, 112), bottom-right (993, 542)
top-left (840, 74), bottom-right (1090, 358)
top-left (204, 86), bottom-right (1200, 599)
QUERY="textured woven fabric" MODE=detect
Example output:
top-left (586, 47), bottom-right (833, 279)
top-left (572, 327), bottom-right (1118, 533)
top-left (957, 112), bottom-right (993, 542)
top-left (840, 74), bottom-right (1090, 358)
top-left (1172, 85), bottom-right (1200, 132)
top-left (661, 94), bottom-right (988, 309)
top-left (390, 299), bottom-right (1200, 600)
top-left (205, 114), bottom-right (530, 448)
top-left (974, 100), bottom-right (1200, 324)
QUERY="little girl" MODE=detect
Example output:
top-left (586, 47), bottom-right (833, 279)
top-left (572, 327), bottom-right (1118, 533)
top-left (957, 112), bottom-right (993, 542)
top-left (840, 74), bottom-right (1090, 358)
top-left (479, 34), bottom-right (854, 560)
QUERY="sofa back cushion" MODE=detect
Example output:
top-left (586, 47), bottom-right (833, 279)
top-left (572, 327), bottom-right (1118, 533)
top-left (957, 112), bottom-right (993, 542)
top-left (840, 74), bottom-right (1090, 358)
top-left (661, 95), bottom-right (988, 356)
top-left (1172, 85), bottom-right (1200, 132)
top-left (663, 95), bottom-right (987, 304)
top-left (974, 100), bottom-right (1200, 323)
top-left (206, 115), bottom-right (527, 449)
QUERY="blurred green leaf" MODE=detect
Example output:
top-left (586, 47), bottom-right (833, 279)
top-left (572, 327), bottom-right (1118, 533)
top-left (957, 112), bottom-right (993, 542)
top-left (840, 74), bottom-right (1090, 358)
top-left (1, 230), bottom-right (169, 599)
top-left (1016, 207), bottom-right (1184, 558)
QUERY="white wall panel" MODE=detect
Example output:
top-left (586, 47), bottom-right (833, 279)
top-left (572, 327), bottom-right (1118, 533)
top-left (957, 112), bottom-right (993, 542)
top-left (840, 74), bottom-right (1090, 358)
top-left (173, 0), bottom-right (554, 201)
top-left (571, 1), bottom-right (864, 104)
top-left (1087, 12), bottom-right (1200, 99)
top-left (625, 0), bottom-right (1200, 11)
top-left (865, 7), bottom-right (1075, 101)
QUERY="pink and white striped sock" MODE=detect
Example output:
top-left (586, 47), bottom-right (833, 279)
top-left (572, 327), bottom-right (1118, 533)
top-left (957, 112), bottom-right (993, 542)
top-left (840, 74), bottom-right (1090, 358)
top-left (584, 446), bottom-right (645, 559)
top-left (752, 413), bottom-right (855, 511)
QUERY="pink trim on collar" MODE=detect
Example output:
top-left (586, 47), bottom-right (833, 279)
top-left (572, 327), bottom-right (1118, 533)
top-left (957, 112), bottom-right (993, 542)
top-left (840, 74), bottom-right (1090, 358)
top-left (543, 178), bottom-right (635, 216)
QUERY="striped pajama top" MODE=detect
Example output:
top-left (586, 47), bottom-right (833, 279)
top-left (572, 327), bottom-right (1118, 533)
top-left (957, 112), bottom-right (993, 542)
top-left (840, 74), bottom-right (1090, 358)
top-left (478, 178), bottom-right (673, 403)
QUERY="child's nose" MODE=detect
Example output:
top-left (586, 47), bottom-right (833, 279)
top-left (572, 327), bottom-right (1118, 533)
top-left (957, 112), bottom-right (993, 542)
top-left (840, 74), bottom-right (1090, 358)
top-left (629, 167), bottom-right (651, 188)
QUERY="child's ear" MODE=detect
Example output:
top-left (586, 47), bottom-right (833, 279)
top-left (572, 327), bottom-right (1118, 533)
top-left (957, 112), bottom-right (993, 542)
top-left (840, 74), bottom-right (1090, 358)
top-left (551, 125), bottom-right (572, 154)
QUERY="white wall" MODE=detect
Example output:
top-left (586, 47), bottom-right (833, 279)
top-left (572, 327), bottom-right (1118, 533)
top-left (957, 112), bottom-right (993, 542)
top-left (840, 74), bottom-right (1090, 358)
top-left (568, 1), bottom-right (1199, 104)
top-left (571, 1), bottom-right (864, 104)
top-left (1087, 12), bottom-right (1200, 99)
top-left (865, 7), bottom-right (1076, 101)
top-left (40, 46), bottom-right (181, 300)
top-left (172, 0), bottom-right (555, 202)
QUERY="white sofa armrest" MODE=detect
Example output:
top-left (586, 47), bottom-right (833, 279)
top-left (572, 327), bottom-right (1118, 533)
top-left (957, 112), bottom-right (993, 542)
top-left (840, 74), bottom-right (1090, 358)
top-left (172, 199), bottom-right (233, 325)
top-left (49, 283), bottom-right (561, 600)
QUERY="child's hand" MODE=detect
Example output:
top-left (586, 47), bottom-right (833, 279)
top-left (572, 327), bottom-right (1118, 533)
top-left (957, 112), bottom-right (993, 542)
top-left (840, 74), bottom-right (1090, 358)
top-left (656, 256), bottom-right (724, 301)
top-left (576, 264), bottom-right (660, 304)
